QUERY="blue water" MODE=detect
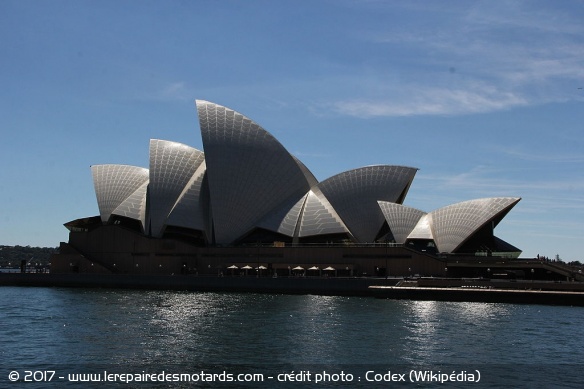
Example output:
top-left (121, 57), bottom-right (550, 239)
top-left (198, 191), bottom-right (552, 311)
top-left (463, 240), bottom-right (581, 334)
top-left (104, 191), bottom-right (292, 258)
top-left (1, 287), bottom-right (583, 388)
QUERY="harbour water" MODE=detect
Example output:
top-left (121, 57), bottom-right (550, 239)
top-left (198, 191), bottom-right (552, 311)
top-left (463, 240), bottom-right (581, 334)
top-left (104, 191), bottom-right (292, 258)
top-left (1, 286), bottom-right (583, 388)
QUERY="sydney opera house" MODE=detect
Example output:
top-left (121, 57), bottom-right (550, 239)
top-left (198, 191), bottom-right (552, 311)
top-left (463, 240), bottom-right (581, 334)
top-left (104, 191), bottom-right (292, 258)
top-left (52, 100), bottom-right (523, 278)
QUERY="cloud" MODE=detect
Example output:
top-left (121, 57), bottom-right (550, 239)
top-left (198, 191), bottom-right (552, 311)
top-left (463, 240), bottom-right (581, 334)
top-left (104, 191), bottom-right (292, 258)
top-left (332, 1), bottom-right (584, 118)
top-left (126, 81), bottom-right (194, 103)
top-left (158, 81), bottom-right (191, 101)
top-left (494, 147), bottom-right (584, 163)
top-left (332, 86), bottom-right (528, 117)
top-left (411, 164), bottom-right (584, 209)
top-left (434, 171), bottom-right (584, 193)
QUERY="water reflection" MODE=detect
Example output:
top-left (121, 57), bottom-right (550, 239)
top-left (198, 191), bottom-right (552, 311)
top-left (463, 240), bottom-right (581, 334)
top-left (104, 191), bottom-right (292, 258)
top-left (399, 301), bottom-right (517, 365)
top-left (279, 295), bottom-right (344, 363)
top-left (3, 286), bottom-right (584, 387)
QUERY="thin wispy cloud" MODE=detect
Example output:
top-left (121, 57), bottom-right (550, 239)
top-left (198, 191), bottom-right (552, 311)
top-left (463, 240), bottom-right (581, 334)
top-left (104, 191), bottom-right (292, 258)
top-left (444, 174), bottom-right (584, 193)
top-left (332, 86), bottom-right (527, 118)
top-left (494, 146), bottom-right (584, 163)
top-left (414, 164), bottom-right (584, 200)
top-left (129, 81), bottom-right (195, 103)
top-left (160, 82), bottom-right (190, 100)
top-left (333, 1), bottom-right (584, 118)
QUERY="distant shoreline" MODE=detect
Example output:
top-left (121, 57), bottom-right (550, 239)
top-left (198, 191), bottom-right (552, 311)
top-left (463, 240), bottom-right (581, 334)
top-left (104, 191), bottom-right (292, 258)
top-left (0, 268), bottom-right (21, 273)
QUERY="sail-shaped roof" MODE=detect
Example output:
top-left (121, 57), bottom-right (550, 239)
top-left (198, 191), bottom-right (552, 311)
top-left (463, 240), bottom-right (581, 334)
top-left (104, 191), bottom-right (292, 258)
top-left (407, 214), bottom-right (434, 240)
top-left (166, 161), bottom-right (207, 233)
top-left (317, 165), bottom-right (418, 242)
top-left (378, 202), bottom-right (426, 243)
top-left (147, 139), bottom-right (205, 237)
top-left (430, 197), bottom-right (521, 253)
top-left (111, 181), bottom-right (149, 229)
top-left (297, 188), bottom-right (350, 238)
top-left (91, 164), bottom-right (149, 224)
top-left (196, 100), bottom-right (314, 244)
top-left (84, 100), bottom-right (521, 254)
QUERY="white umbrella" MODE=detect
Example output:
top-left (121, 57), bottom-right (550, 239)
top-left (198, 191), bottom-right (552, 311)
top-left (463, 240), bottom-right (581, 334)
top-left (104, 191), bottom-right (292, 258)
top-left (254, 265), bottom-right (267, 278)
top-left (308, 266), bottom-right (319, 270)
top-left (323, 266), bottom-right (335, 271)
top-left (242, 265), bottom-right (253, 269)
top-left (227, 264), bottom-right (238, 276)
top-left (292, 266), bottom-right (304, 271)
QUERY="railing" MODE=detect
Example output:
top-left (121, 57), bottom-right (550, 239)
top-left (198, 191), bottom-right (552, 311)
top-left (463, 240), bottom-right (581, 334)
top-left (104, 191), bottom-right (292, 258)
top-left (540, 261), bottom-right (584, 281)
top-left (230, 242), bottom-right (405, 248)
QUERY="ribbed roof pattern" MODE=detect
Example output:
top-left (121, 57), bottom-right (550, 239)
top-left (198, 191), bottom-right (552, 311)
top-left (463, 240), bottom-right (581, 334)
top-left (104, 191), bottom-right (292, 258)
top-left (147, 139), bottom-right (205, 237)
top-left (85, 100), bottom-right (520, 253)
top-left (377, 201), bottom-right (426, 243)
top-left (112, 181), bottom-right (149, 229)
top-left (298, 188), bottom-right (350, 237)
top-left (196, 100), bottom-right (314, 244)
top-left (430, 197), bottom-right (521, 253)
top-left (166, 161), bottom-right (207, 232)
top-left (91, 164), bottom-right (149, 224)
top-left (255, 193), bottom-right (307, 237)
top-left (407, 214), bottom-right (434, 240)
top-left (317, 166), bottom-right (418, 242)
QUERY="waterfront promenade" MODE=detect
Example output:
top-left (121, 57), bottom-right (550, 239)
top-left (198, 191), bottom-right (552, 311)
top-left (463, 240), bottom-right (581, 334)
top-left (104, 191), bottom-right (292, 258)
top-left (2, 272), bottom-right (584, 306)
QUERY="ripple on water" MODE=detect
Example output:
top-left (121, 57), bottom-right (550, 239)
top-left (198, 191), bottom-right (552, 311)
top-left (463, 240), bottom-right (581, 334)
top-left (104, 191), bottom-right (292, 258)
top-left (1, 287), bottom-right (584, 387)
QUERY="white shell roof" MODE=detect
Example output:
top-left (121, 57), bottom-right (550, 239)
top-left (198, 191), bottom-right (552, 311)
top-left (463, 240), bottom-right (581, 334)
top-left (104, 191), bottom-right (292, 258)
top-left (377, 201), bottom-right (427, 243)
top-left (196, 100), bottom-right (314, 244)
top-left (147, 139), bottom-right (205, 238)
top-left (112, 181), bottom-right (149, 229)
top-left (407, 214), bottom-right (434, 240)
top-left (166, 160), bottom-right (207, 232)
top-left (317, 165), bottom-right (418, 242)
top-left (255, 193), bottom-right (307, 237)
top-left (91, 164), bottom-right (149, 224)
top-left (297, 188), bottom-right (350, 237)
top-left (86, 100), bottom-right (521, 252)
top-left (429, 197), bottom-right (521, 253)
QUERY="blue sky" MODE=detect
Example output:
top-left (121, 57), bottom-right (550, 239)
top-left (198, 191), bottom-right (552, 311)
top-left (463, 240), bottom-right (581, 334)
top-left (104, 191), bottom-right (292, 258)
top-left (1, 0), bottom-right (583, 260)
